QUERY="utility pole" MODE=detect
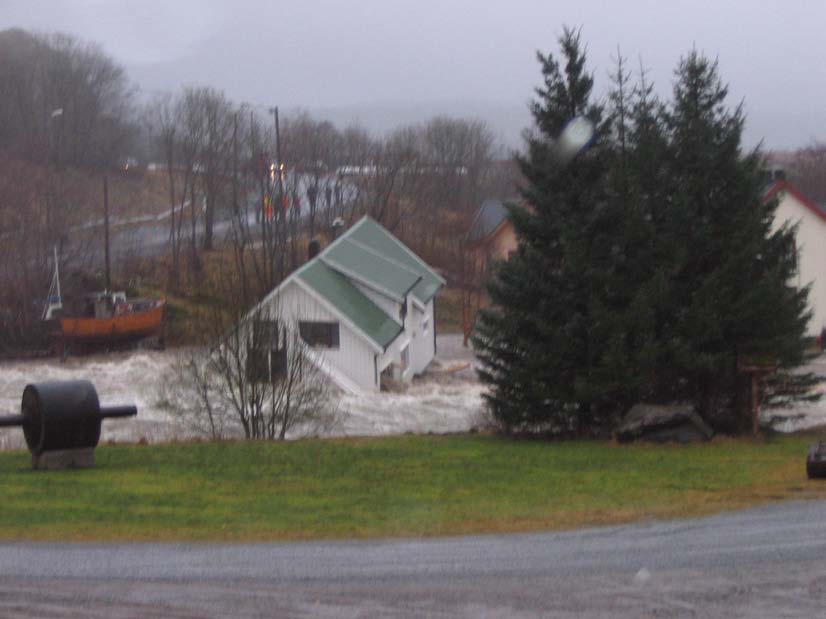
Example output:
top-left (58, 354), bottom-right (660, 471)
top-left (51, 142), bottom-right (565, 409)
top-left (269, 106), bottom-right (286, 279)
top-left (269, 106), bottom-right (284, 201)
top-left (103, 174), bottom-right (111, 291)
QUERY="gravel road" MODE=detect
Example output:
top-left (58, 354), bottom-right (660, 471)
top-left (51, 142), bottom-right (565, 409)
top-left (2, 500), bottom-right (826, 617)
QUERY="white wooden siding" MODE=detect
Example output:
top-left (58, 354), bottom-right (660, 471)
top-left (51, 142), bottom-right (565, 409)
top-left (773, 191), bottom-right (826, 336)
top-left (259, 279), bottom-right (438, 393)
top-left (265, 281), bottom-right (379, 391)
top-left (409, 299), bottom-right (436, 374)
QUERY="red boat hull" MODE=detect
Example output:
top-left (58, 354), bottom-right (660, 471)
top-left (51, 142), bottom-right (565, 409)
top-left (59, 302), bottom-right (164, 343)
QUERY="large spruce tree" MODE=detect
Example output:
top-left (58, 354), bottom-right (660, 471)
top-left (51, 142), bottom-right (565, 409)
top-left (474, 36), bottom-right (811, 436)
top-left (652, 51), bottom-right (811, 430)
top-left (473, 28), bottom-right (621, 436)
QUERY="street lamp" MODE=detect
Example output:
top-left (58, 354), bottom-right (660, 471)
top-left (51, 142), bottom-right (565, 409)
top-left (48, 107), bottom-right (64, 168)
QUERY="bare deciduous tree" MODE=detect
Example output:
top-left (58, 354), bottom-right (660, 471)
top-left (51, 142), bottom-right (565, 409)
top-left (792, 141), bottom-right (826, 203)
top-left (159, 308), bottom-right (338, 441)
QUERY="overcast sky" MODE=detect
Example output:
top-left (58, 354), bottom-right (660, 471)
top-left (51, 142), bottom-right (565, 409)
top-left (3, 0), bottom-right (824, 150)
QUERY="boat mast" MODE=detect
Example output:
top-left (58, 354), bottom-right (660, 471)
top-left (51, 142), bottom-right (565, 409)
top-left (42, 245), bottom-right (62, 320)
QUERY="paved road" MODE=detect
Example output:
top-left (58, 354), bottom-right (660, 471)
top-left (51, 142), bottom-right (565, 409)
top-left (2, 500), bottom-right (826, 617)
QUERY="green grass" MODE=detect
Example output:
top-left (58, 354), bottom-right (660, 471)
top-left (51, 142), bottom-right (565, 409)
top-left (1, 433), bottom-right (825, 542)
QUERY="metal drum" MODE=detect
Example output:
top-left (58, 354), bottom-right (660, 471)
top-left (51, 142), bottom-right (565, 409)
top-left (0, 380), bottom-right (137, 469)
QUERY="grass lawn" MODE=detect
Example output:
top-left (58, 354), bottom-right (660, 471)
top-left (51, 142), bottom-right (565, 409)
top-left (1, 433), bottom-right (825, 542)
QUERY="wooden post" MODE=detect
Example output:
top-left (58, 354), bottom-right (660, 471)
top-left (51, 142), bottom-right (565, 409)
top-left (738, 357), bottom-right (778, 437)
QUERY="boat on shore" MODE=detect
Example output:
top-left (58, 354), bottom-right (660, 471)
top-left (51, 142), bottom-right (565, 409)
top-left (43, 250), bottom-right (164, 354)
top-left (57, 291), bottom-right (164, 345)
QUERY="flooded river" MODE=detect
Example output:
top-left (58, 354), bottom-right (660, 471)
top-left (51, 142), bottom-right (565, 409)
top-left (1, 337), bottom-right (823, 449)
top-left (0, 335), bottom-right (487, 449)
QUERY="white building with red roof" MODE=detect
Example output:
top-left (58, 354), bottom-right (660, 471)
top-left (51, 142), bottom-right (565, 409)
top-left (765, 179), bottom-right (826, 338)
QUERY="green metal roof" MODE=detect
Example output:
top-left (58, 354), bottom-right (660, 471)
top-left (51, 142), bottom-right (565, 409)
top-left (345, 217), bottom-right (445, 304)
top-left (281, 216), bottom-right (442, 351)
top-left (322, 238), bottom-right (421, 302)
top-left (296, 260), bottom-right (403, 350)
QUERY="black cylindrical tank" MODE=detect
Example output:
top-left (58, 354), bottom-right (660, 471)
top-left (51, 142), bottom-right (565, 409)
top-left (21, 380), bottom-right (102, 455)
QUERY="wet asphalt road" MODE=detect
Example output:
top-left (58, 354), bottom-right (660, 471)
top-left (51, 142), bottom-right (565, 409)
top-left (2, 500), bottom-right (826, 617)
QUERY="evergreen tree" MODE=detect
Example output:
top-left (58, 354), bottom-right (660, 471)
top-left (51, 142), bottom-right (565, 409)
top-left (592, 56), bottom-right (672, 407)
top-left (475, 36), bottom-right (812, 437)
top-left (653, 51), bottom-right (811, 430)
top-left (473, 28), bottom-right (620, 436)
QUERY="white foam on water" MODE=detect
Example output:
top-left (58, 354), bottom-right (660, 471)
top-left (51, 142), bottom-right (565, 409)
top-left (3, 339), bottom-right (818, 449)
top-left (0, 351), bottom-right (190, 449)
top-left (338, 380), bottom-right (487, 437)
top-left (0, 344), bottom-right (488, 448)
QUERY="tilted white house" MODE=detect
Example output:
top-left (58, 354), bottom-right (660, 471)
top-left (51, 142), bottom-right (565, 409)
top-left (248, 216), bottom-right (445, 394)
top-left (766, 179), bottom-right (826, 337)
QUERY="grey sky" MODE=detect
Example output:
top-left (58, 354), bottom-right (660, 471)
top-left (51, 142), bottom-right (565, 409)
top-left (3, 0), bottom-right (824, 150)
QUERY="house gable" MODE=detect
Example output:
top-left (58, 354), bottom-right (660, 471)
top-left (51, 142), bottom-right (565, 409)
top-left (274, 279), bottom-right (380, 392)
top-left (765, 180), bottom-right (826, 223)
top-left (296, 260), bottom-right (403, 351)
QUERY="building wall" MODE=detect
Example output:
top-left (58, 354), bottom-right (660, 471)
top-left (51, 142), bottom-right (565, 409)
top-left (351, 282), bottom-right (437, 381)
top-left (376, 294), bottom-right (412, 379)
top-left (263, 277), bottom-right (438, 393)
top-left (409, 299), bottom-right (436, 374)
top-left (773, 190), bottom-right (826, 336)
top-left (470, 221), bottom-right (518, 278)
top-left (379, 330), bottom-right (410, 379)
top-left (267, 281), bottom-right (380, 391)
top-left (489, 221), bottom-right (518, 261)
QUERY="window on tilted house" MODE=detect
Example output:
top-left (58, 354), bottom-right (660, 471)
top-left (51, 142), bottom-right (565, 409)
top-left (401, 344), bottom-right (409, 370)
top-left (247, 319), bottom-right (287, 382)
top-left (252, 319), bottom-right (281, 350)
top-left (299, 321), bottom-right (340, 348)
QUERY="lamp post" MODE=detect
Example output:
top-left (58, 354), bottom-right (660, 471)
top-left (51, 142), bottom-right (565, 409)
top-left (49, 108), bottom-right (63, 164)
top-left (46, 108), bottom-right (64, 251)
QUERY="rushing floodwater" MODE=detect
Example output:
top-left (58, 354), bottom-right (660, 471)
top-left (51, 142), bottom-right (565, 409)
top-left (0, 335), bottom-right (488, 449)
top-left (0, 337), bottom-right (823, 450)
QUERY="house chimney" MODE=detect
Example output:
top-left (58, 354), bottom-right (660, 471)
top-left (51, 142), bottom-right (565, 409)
top-left (331, 217), bottom-right (345, 240)
top-left (308, 238), bottom-right (321, 259)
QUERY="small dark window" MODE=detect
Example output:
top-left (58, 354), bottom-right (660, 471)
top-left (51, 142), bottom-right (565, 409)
top-left (270, 348), bottom-right (287, 379)
top-left (400, 299), bottom-right (407, 324)
top-left (248, 320), bottom-right (287, 382)
top-left (247, 348), bottom-right (269, 382)
top-left (299, 321), bottom-right (340, 348)
top-left (247, 348), bottom-right (288, 383)
top-left (252, 319), bottom-right (281, 350)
